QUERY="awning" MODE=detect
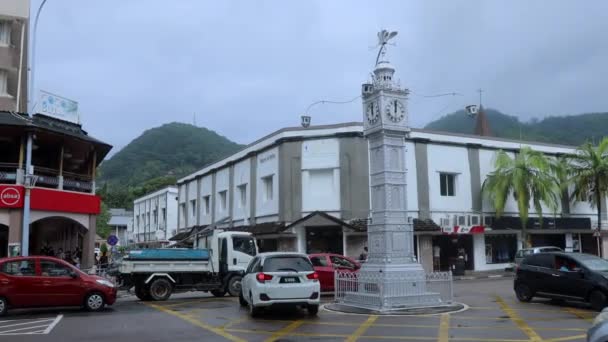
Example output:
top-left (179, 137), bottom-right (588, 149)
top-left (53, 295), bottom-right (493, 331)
top-left (442, 225), bottom-right (485, 234)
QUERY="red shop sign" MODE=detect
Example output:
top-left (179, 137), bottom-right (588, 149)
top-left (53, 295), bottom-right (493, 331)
top-left (0, 185), bottom-right (24, 208)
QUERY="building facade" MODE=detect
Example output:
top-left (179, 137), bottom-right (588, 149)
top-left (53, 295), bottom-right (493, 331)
top-left (0, 0), bottom-right (28, 112)
top-left (0, 112), bottom-right (111, 268)
top-left (132, 186), bottom-right (178, 247)
top-left (108, 208), bottom-right (133, 246)
top-left (176, 122), bottom-right (604, 272)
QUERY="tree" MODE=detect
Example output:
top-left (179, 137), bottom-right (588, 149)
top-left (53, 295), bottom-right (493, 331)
top-left (569, 138), bottom-right (608, 232)
top-left (96, 202), bottom-right (112, 238)
top-left (482, 147), bottom-right (559, 247)
top-left (550, 155), bottom-right (572, 217)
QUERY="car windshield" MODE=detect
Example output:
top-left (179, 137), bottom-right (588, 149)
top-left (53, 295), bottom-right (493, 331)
top-left (263, 256), bottom-right (313, 272)
top-left (578, 255), bottom-right (608, 271)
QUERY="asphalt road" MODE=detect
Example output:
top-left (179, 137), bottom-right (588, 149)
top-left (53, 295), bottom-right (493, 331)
top-left (0, 278), bottom-right (597, 342)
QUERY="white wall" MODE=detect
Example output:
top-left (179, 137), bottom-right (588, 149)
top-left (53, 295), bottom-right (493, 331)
top-left (427, 144), bottom-right (472, 213)
top-left (256, 147), bottom-right (279, 218)
top-left (233, 158), bottom-right (251, 224)
top-left (301, 139), bottom-right (340, 214)
top-left (200, 175), bottom-right (213, 225)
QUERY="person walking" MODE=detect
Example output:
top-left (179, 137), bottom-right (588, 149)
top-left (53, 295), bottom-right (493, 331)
top-left (359, 246), bottom-right (368, 262)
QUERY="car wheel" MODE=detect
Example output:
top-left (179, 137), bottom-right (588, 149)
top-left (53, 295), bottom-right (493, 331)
top-left (84, 292), bottom-right (105, 312)
top-left (211, 289), bottom-right (226, 297)
top-left (515, 284), bottom-right (533, 302)
top-left (0, 297), bottom-right (7, 316)
top-left (149, 278), bottom-right (173, 301)
top-left (239, 291), bottom-right (247, 307)
top-left (135, 285), bottom-right (151, 301)
top-left (308, 305), bottom-right (319, 316)
top-left (227, 275), bottom-right (243, 297)
top-left (590, 290), bottom-right (607, 311)
top-left (249, 292), bottom-right (261, 317)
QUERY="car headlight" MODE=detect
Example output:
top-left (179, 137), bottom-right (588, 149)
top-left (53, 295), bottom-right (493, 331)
top-left (96, 279), bottom-right (115, 288)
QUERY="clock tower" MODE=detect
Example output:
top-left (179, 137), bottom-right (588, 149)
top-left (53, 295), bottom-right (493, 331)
top-left (347, 30), bottom-right (443, 310)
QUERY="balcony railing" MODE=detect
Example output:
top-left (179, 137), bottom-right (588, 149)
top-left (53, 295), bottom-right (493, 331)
top-left (0, 163), bottom-right (94, 193)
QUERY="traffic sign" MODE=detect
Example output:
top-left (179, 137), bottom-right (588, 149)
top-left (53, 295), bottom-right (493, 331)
top-left (107, 235), bottom-right (119, 246)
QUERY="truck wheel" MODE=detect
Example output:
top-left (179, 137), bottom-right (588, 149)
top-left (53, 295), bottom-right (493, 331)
top-left (149, 278), bottom-right (173, 301)
top-left (135, 285), bottom-right (151, 301)
top-left (227, 275), bottom-right (242, 297)
top-left (211, 289), bottom-right (226, 297)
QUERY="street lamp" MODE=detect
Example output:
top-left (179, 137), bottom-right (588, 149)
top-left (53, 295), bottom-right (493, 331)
top-left (21, 0), bottom-right (49, 256)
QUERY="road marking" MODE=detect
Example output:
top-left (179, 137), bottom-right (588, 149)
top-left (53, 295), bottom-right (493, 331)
top-left (146, 303), bottom-right (246, 342)
top-left (346, 315), bottom-right (378, 342)
top-left (0, 325), bottom-right (49, 333)
top-left (43, 315), bottom-right (63, 334)
top-left (562, 307), bottom-right (594, 322)
top-left (545, 336), bottom-right (585, 342)
top-left (495, 296), bottom-right (542, 342)
top-left (0, 318), bottom-right (54, 328)
top-left (264, 320), bottom-right (304, 342)
top-left (438, 313), bottom-right (450, 342)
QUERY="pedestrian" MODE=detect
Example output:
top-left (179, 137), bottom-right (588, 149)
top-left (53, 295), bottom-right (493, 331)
top-left (359, 246), bottom-right (368, 262)
top-left (57, 248), bottom-right (65, 260)
top-left (99, 252), bottom-right (109, 270)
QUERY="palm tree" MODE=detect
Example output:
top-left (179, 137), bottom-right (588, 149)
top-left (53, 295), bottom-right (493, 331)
top-left (569, 138), bottom-right (608, 232)
top-left (482, 147), bottom-right (559, 247)
top-left (550, 155), bottom-right (572, 217)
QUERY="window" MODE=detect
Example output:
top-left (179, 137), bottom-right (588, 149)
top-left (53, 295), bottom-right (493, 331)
top-left (40, 260), bottom-right (73, 277)
top-left (0, 70), bottom-right (8, 96)
top-left (179, 203), bottom-right (186, 222)
top-left (485, 234), bottom-right (517, 264)
top-left (219, 190), bottom-right (227, 212)
top-left (203, 196), bottom-right (210, 215)
top-left (523, 254), bottom-right (554, 268)
top-left (310, 256), bottom-right (328, 267)
top-left (439, 173), bottom-right (455, 196)
top-left (263, 256), bottom-right (313, 272)
top-left (246, 257), bottom-right (259, 273)
top-left (0, 21), bottom-right (10, 46)
top-left (262, 175), bottom-right (273, 202)
top-left (330, 256), bottom-right (356, 269)
top-left (1, 260), bottom-right (35, 276)
top-left (237, 184), bottom-right (247, 208)
top-left (233, 236), bottom-right (256, 256)
top-left (190, 199), bottom-right (196, 216)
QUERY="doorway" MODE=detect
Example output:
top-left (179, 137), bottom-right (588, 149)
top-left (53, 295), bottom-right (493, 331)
top-left (432, 235), bottom-right (474, 271)
top-left (0, 224), bottom-right (7, 258)
top-left (306, 226), bottom-right (343, 254)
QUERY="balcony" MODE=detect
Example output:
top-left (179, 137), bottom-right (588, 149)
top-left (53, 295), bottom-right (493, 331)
top-left (0, 162), bottom-right (94, 193)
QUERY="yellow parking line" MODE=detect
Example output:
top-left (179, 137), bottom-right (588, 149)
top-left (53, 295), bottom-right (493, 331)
top-left (495, 296), bottom-right (543, 342)
top-left (347, 315), bottom-right (378, 342)
top-left (546, 334), bottom-right (587, 342)
top-left (264, 320), bottom-right (304, 342)
top-left (563, 307), bottom-right (594, 322)
top-left (438, 314), bottom-right (450, 342)
top-left (145, 303), bottom-right (246, 342)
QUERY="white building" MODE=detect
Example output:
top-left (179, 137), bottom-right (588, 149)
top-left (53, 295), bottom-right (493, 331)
top-left (108, 208), bottom-right (132, 246)
top-left (175, 122), bottom-right (605, 272)
top-left (132, 186), bottom-right (178, 247)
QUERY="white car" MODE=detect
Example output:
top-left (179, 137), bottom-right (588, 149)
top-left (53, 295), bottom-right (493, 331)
top-left (240, 252), bottom-right (320, 317)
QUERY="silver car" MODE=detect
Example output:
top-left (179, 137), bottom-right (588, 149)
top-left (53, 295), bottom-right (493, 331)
top-left (514, 246), bottom-right (563, 265)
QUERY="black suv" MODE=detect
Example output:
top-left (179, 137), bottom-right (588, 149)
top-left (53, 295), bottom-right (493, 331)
top-left (514, 252), bottom-right (608, 310)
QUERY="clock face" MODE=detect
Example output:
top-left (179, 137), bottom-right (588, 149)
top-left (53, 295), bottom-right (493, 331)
top-left (386, 99), bottom-right (406, 123)
top-left (366, 101), bottom-right (380, 124)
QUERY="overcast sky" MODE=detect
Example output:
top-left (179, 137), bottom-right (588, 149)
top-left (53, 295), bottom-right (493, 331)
top-left (34, 0), bottom-right (608, 154)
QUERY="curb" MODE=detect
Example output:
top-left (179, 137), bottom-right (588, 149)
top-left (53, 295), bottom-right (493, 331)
top-left (454, 273), bottom-right (514, 281)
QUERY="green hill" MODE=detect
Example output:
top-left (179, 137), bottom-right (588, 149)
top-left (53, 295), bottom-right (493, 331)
top-left (424, 109), bottom-right (608, 146)
top-left (97, 123), bottom-right (243, 209)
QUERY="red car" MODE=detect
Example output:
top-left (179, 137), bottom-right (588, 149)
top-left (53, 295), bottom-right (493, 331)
top-left (0, 256), bottom-right (117, 316)
top-left (309, 253), bottom-right (361, 292)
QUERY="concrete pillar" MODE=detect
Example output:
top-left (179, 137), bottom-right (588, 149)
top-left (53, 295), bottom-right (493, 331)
top-left (418, 235), bottom-right (433, 273)
top-left (8, 209), bottom-right (22, 255)
top-left (82, 215), bottom-right (97, 269)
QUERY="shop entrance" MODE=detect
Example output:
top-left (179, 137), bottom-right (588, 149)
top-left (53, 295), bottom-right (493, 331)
top-left (306, 226), bottom-right (343, 254)
top-left (530, 234), bottom-right (565, 249)
top-left (0, 224), bottom-right (7, 258)
top-left (29, 217), bottom-right (86, 264)
top-left (432, 234), bottom-right (474, 271)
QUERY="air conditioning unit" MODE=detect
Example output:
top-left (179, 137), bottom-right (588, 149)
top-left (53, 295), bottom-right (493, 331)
top-left (440, 218), bottom-right (451, 227)
top-left (470, 215), bottom-right (480, 226)
top-left (457, 215), bottom-right (466, 226)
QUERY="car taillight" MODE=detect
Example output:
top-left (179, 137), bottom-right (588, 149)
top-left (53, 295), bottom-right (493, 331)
top-left (256, 273), bottom-right (273, 283)
top-left (306, 272), bottom-right (319, 282)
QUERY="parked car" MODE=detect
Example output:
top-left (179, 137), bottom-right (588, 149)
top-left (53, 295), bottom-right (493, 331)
top-left (309, 253), bottom-right (361, 292)
top-left (0, 256), bottom-right (117, 316)
top-left (240, 252), bottom-right (320, 317)
top-left (514, 246), bottom-right (563, 265)
top-left (587, 307), bottom-right (608, 342)
top-left (514, 252), bottom-right (608, 311)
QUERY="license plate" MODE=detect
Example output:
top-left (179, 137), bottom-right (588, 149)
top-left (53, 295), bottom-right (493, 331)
top-left (280, 277), bottom-right (300, 283)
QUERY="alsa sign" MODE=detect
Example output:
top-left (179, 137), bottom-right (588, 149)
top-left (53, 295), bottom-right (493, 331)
top-left (0, 186), bottom-right (24, 208)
